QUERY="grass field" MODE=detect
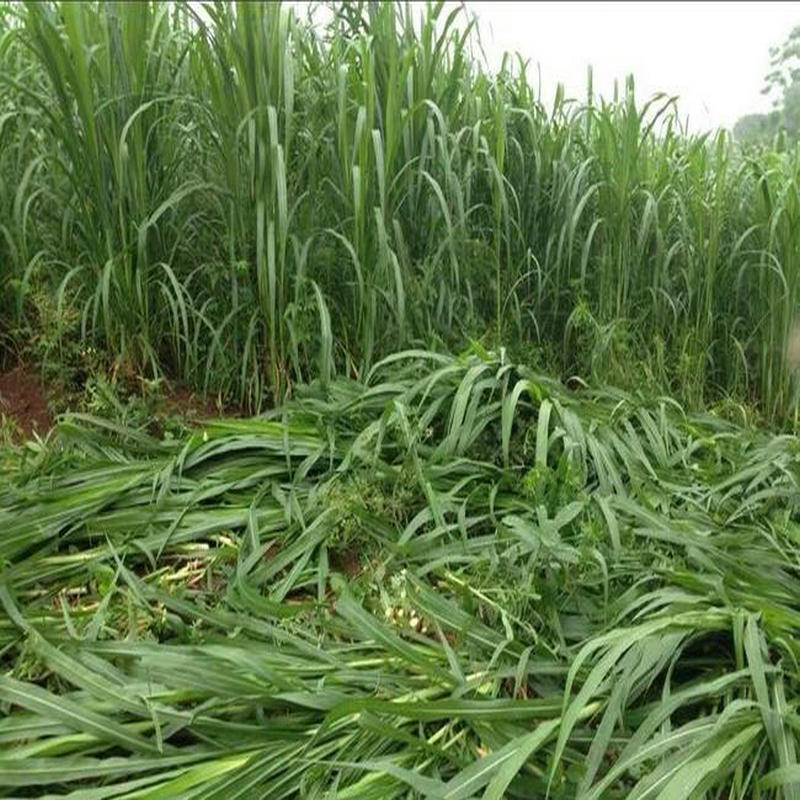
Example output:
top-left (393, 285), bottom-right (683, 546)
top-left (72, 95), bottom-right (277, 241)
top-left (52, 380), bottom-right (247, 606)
top-left (1, 1), bottom-right (800, 417)
top-left (3, 2), bottom-right (800, 798)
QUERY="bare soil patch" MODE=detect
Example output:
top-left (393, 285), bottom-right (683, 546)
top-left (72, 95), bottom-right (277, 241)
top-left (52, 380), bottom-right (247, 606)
top-left (0, 366), bottom-right (53, 439)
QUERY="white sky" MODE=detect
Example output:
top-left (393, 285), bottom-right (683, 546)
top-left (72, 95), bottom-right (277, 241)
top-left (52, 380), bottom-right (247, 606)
top-left (467, 2), bottom-right (800, 131)
top-left (292, 1), bottom-right (800, 132)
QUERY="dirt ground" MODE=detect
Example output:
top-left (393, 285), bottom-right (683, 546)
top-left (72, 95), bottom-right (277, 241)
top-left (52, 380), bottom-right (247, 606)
top-left (0, 366), bottom-right (53, 439)
top-left (0, 366), bottom-right (243, 443)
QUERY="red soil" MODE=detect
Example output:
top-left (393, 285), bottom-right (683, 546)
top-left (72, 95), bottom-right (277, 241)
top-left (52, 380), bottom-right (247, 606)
top-left (0, 366), bottom-right (53, 439)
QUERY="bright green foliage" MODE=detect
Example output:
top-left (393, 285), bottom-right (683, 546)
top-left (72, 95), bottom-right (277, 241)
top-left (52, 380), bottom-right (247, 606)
top-left (1, 2), bottom-right (800, 416)
top-left (2, 347), bottom-right (800, 796)
top-left (4, 4), bottom-right (800, 795)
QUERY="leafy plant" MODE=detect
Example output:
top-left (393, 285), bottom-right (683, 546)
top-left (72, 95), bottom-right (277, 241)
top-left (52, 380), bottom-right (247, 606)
top-left (2, 348), bottom-right (800, 797)
top-left (1, 2), bottom-right (799, 418)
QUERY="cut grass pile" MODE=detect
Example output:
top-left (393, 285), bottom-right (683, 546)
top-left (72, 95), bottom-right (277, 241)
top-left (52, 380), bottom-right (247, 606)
top-left (2, 347), bottom-right (800, 798)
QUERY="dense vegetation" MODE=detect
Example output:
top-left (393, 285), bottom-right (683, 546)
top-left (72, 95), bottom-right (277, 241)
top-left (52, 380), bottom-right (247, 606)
top-left (3, 2), bottom-right (800, 798)
top-left (1, 1), bottom-right (800, 417)
top-left (3, 348), bottom-right (800, 797)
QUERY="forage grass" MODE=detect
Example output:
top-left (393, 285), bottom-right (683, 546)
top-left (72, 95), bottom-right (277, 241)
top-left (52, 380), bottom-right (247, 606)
top-left (2, 347), bottom-right (800, 796)
top-left (1, 2), bottom-right (800, 417)
top-left (3, 3), bottom-right (800, 797)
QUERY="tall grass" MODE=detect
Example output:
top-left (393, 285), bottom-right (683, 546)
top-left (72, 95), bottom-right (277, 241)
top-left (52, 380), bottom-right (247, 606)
top-left (3, 1), bottom-right (800, 418)
top-left (0, 4), bottom-right (47, 353)
top-left (17, 2), bottom-right (219, 376)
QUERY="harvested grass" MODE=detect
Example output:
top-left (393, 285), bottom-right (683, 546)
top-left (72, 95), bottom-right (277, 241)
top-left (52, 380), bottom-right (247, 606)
top-left (2, 347), bottom-right (800, 797)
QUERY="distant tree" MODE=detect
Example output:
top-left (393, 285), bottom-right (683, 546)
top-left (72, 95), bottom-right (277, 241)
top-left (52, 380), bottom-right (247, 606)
top-left (781, 80), bottom-right (800, 137)
top-left (733, 111), bottom-right (780, 145)
top-left (733, 23), bottom-right (800, 144)
top-left (764, 24), bottom-right (800, 101)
